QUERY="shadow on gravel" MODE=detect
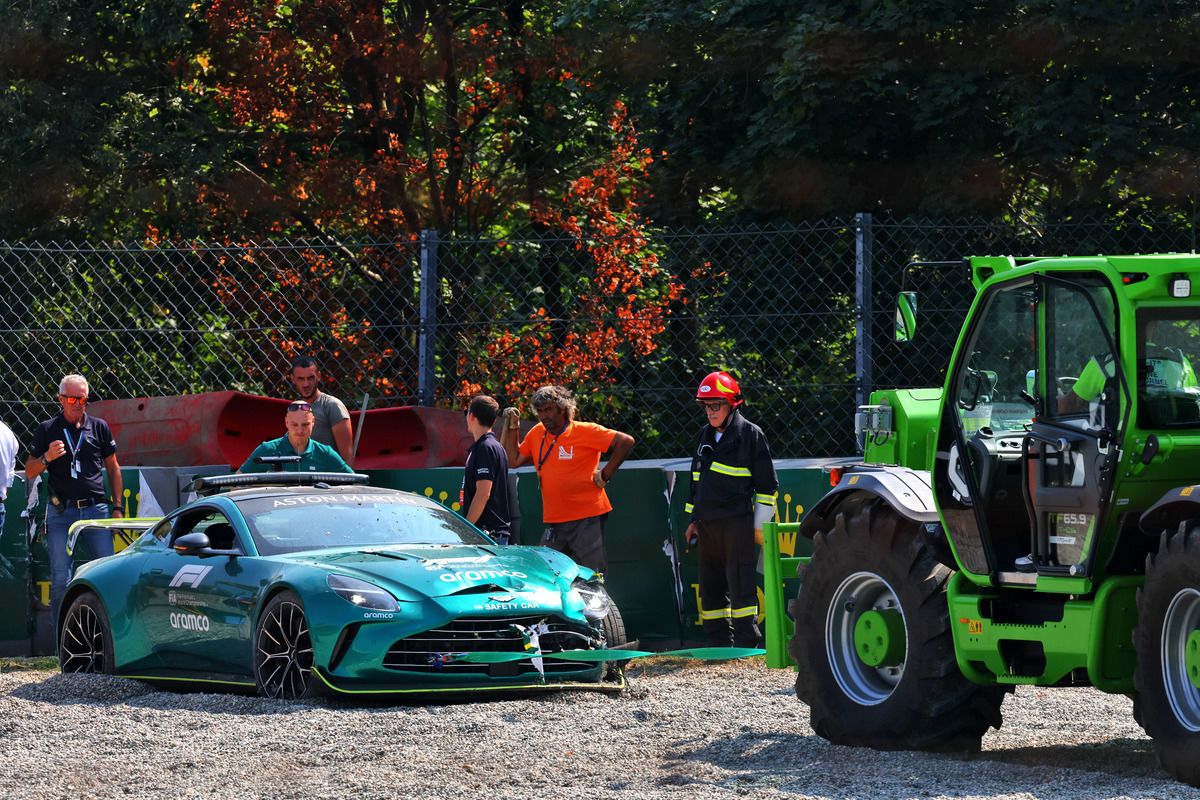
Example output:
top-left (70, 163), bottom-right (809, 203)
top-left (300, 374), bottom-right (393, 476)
top-left (658, 728), bottom-right (1179, 798)
top-left (10, 674), bottom-right (312, 716)
top-left (10, 672), bottom-right (622, 717)
top-left (662, 729), bottom-right (825, 771)
top-left (974, 737), bottom-right (1162, 778)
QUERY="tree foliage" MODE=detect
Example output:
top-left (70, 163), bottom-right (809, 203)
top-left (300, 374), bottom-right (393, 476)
top-left (196, 0), bottom-right (621, 240)
top-left (572, 0), bottom-right (1200, 222)
top-left (9, 2), bottom-right (1200, 231)
top-left (457, 101), bottom-right (681, 400)
top-left (0, 0), bottom-right (213, 239)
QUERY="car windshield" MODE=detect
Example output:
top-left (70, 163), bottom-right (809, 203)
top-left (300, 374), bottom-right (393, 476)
top-left (235, 492), bottom-right (490, 556)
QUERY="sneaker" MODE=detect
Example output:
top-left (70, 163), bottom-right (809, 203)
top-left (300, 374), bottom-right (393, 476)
top-left (1014, 553), bottom-right (1035, 572)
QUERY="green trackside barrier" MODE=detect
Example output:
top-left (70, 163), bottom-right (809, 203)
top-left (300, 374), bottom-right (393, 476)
top-left (0, 478), bottom-right (32, 654)
top-left (2, 461), bottom-right (847, 655)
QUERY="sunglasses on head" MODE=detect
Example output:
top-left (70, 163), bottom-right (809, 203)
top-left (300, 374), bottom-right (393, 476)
top-left (699, 400), bottom-right (727, 412)
top-left (287, 402), bottom-right (312, 412)
top-left (60, 395), bottom-right (87, 406)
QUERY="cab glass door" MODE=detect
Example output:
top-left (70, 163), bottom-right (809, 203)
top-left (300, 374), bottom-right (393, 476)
top-left (933, 281), bottom-right (1038, 575)
top-left (1031, 277), bottom-right (1120, 575)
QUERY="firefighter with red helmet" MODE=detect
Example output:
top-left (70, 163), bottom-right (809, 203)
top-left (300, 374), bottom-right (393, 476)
top-left (684, 371), bottom-right (778, 648)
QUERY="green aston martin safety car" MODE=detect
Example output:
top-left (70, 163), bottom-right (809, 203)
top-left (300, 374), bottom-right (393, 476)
top-left (57, 473), bottom-right (628, 698)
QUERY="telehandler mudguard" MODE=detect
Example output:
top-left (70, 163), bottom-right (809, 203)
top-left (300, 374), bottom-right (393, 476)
top-left (1139, 485), bottom-right (1200, 536)
top-left (797, 464), bottom-right (939, 540)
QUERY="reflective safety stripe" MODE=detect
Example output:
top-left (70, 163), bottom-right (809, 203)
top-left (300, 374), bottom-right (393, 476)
top-left (731, 605), bottom-right (758, 619)
top-left (684, 502), bottom-right (694, 513)
top-left (691, 471), bottom-right (701, 481)
top-left (710, 462), bottom-right (752, 477)
top-left (699, 606), bottom-right (732, 621)
top-left (755, 493), bottom-right (777, 506)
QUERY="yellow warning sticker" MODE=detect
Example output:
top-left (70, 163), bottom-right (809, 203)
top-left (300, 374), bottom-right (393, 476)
top-left (967, 620), bottom-right (983, 635)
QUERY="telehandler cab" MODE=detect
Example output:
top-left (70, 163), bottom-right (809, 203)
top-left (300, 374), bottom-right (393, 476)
top-left (762, 254), bottom-right (1200, 785)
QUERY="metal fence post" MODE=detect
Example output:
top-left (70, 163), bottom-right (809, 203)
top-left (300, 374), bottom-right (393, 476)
top-left (418, 229), bottom-right (439, 406)
top-left (855, 212), bottom-right (874, 411)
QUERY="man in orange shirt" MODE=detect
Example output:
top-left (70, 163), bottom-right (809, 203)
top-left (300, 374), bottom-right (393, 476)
top-left (501, 385), bottom-right (635, 573)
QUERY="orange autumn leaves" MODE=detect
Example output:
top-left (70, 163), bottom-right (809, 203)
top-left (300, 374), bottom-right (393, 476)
top-left (460, 103), bottom-right (681, 402)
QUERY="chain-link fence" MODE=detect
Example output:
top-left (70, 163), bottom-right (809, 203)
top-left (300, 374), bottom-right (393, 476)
top-left (2, 212), bottom-right (1195, 460)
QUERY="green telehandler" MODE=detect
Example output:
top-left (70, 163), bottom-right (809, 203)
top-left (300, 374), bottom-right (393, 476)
top-left (762, 254), bottom-right (1200, 785)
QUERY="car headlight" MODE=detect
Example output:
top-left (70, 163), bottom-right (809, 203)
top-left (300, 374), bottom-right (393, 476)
top-left (327, 575), bottom-right (399, 612)
top-left (570, 577), bottom-right (611, 621)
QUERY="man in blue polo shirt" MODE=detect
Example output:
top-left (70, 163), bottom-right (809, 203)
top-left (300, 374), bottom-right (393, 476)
top-left (239, 401), bottom-right (353, 474)
top-left (25, 374), bottom-right (124, 623)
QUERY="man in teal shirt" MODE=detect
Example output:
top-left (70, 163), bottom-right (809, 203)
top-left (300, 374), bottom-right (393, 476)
top-left (239, 401), bottom-right (353, 473)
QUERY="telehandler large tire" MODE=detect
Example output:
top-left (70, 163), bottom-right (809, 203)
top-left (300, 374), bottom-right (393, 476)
top-left (1133, 524), bottom-right (1200, 787)
top-left (789, 498), bottom-right (1005, 751)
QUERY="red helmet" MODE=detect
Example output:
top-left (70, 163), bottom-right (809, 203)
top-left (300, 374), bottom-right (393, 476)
top-left (696, 371), bottom-right (743, 407)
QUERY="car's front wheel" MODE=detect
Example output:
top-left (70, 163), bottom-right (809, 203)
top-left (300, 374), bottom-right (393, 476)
top-left (255, 591), bottom-right (322, 699)
top-left (58, 592), bottom-right (115, 674)
top-left (599, 602), bottom-right (629, 680)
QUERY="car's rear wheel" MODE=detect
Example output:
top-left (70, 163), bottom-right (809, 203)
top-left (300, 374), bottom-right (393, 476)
top-left (58, 592), bottom-right (115, 674)
top-left (255, 591), bottom-right (321, 699)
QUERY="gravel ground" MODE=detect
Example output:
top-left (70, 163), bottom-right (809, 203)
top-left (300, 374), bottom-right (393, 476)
top-left (1, 659), bottom-right (1199, 800)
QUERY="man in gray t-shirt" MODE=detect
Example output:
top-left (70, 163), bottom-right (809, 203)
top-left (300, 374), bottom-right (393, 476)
top-left (289, 356), bottom-right (354, 468)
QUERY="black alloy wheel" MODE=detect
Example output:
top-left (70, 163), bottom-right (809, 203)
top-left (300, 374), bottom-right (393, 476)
top-left (255, 591), bottom-right (321, 699)
top-left (58, 592), bottom-right (115, 674)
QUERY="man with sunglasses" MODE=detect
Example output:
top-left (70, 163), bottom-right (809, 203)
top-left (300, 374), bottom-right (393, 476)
top-left (239, 400), bottom-right (353, 474)
top-left (684, 371), bottom-right (777, 648)
top-left (25, 374), bottom-right (124, 623)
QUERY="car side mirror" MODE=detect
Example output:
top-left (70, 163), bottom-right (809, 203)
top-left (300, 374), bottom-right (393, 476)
top-left (895, 291), bottom-right (918, 342)
top-left (173, 532), bottom-right (212, 554)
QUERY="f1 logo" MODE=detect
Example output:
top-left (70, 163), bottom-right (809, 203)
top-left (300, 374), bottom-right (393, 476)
top-left (169, 564), bottom-right (213, 588)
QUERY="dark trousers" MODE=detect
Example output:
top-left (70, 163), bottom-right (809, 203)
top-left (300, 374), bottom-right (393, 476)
top-left (544, 513), bottom-right (608, 574)
top-left (696, 513), bottom-right (761, 647)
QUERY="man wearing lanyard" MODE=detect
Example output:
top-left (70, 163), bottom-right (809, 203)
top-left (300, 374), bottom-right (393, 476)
top-left (500, 385), bottom-right (635, 574)
top-left (25, 374), bottom-right (124, 624)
